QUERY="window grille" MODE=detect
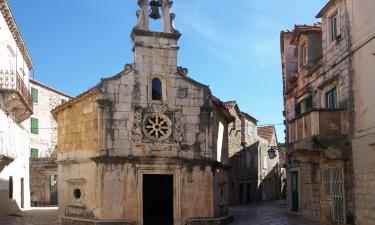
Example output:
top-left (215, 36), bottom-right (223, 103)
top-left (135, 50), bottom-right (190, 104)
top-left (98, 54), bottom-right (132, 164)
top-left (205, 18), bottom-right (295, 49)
top-left (321, 167), bottom-right (344, 223)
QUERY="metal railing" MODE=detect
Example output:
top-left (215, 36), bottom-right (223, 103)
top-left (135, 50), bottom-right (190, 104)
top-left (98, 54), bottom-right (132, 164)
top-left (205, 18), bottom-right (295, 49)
top-left (0, 70), bottom-right (33, 111)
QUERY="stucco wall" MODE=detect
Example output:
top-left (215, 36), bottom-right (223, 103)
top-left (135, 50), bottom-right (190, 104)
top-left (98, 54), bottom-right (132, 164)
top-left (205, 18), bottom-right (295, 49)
top-left (0, 2), bottom-right (31, 215)
top-left (348, 0), bottom-right (375, 224)
top-left (0, 110), bottom-right (30, 215)
top-left (29, 81), bottom-right (70, 157)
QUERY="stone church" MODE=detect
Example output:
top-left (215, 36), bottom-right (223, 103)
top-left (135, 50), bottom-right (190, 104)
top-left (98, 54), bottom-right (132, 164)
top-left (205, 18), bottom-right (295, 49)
top-left (52, 1), bottom-right (233, 225)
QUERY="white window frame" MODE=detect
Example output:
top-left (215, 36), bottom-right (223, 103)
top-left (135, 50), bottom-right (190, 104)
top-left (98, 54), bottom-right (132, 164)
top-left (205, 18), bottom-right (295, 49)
top-left (330, 11), bottom-right (340, 42)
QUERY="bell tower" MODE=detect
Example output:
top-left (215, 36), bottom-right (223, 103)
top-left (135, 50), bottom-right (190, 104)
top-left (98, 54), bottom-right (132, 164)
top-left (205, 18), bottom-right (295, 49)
top-left (131, 0), bottom-right (181, 69)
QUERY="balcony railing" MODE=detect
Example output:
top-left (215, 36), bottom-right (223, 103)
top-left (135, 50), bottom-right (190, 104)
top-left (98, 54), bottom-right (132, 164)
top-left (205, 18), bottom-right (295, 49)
top-left (288, 109), bottom-right (348, 143)
top-left (0, 70), bottom-right (33, 112)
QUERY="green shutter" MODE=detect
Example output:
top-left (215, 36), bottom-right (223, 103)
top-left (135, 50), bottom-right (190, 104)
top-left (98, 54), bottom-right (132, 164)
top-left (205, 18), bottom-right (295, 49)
top-left (31, 88), bottom-right (38, 103)
top-left (31, 118), bottom-right (39, 134)
top-left (306, 95), bottom-right (313, 111)
top-left (295, 102), bottom-right (301, 116)
top-left (30, 148), bottom-right (38, 158)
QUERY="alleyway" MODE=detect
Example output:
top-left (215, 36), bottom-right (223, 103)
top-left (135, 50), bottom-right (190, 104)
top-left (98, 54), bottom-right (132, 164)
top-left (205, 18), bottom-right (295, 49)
top-left (229, 200), bottom-right (324, 225)
top-left (0, 207), bottom-right (58, 225)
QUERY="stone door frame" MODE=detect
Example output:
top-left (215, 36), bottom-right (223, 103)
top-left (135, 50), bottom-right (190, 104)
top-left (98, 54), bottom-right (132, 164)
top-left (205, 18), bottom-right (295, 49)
top-left (136, 165), bottom-right (181, 225)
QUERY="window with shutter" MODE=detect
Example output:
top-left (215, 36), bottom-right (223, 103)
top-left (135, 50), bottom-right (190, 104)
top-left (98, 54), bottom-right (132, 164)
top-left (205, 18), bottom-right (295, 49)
top-left (326, 88), bottom-right (337, 109)
top-left (31, 118), bottom-right (39, 134)
top-left (330, 12), bottom-right (340, 42)
top-left (30, 148), bottom-right (38, 158)
top-left (31, 87), bottom-right (38, 103)
top-left (306, 95), bottom-right (313, 111)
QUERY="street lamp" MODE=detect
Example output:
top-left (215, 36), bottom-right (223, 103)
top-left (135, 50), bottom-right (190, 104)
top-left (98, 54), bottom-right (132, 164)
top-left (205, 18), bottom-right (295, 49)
top-left (268, 147), bottom-right (277, 159)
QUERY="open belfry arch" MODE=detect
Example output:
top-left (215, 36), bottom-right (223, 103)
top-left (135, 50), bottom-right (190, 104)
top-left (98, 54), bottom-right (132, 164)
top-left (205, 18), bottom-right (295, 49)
top-left (52, 1), bottom-right (234, 225)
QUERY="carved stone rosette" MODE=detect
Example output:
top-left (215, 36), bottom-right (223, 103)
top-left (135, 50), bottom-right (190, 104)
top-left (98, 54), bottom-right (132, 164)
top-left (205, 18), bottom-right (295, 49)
top-left (142, 113), bottom-right (173, 141)
top-left (130, 104), bottom-right (184, 146)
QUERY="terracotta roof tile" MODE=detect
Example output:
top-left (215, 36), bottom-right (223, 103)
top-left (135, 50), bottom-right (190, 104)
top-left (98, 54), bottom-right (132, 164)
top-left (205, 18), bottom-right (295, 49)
top-left (257, 126), bottom-right (275, 144)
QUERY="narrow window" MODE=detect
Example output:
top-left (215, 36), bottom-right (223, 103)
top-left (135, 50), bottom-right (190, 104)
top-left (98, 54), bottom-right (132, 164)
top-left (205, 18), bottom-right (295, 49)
top-left (295, 102), bottom-right (302, 116)
top-left (305, 95), bottom-right (313, 111)
top-left (9, 176), bottom-right (13, 198)
top-left (330, 12), bottom-right (339, 42)
top-left (300, 43), bottom-right (307, 65)
top-left (326, 88), bottom-right (337, 109)
top-left (152, 78), bottom-right (162, 100)
top-left (31, 87), bottom-right (38, 103)
top-left (295, 95), bottom-right (313, 116)
top-left (30, 148), bottom-right (39, 158)
top-left (31, 118), bottom-right (39, 134)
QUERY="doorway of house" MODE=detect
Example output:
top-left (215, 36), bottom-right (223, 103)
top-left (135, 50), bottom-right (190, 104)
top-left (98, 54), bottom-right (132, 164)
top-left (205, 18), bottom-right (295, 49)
top-left (50, 174), bottom-right (58, 205)
top-left (20, 178), bottom-right (24, 208)
top-left (291, 172), bottom-right (299, 212)
top-left (143, 174), bottom-right (173, 225)
top-left (246, 183), bottom-right (251, 203)
top-left (239, 183), bottom-right (244, 204)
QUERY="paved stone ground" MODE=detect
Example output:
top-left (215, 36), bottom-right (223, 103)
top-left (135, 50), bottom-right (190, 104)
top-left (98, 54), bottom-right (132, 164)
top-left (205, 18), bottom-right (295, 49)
top-left (229, 200), bottom-right (324, 225)
top-left (0, 207), bottom-right (58, 225)
top-left (0, 201), bottom-right (323, 225)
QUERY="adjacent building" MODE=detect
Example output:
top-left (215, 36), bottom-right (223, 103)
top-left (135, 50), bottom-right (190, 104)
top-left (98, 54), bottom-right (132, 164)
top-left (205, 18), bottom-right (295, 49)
top-left (52, 1), bottom-right (233, 225)
top-left (0, 0), bottom-right (34, 215)
top-left (281, 0), bottom-right (375, 224)
top-left (281, 21), bottom-right (354, 224)
top-left (28, 79), bottom-right (71, 206)
top-left (341, 0), bottom-right (375, 224)
top-left (226, 101), bottom-right (283, 205)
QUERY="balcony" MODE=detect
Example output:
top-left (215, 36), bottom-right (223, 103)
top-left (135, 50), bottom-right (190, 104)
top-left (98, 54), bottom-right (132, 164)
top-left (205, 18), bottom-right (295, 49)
top-left (0, 154), bottom-right (15, 172)
top-left (0, 70), bottom-right (33, 122)
top-left (287, 109), bottom-right (350, 160)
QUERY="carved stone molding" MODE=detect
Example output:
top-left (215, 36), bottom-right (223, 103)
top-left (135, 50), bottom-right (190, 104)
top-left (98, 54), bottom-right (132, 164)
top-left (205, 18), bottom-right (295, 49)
top-left (177, 88), bottom-right (188, 98)
top-left (174, 110), bottom-right (183, 142)
top-left (66, 178), bottom-right (87, 185)
top-left (131, 110), bottom-right (143, 144)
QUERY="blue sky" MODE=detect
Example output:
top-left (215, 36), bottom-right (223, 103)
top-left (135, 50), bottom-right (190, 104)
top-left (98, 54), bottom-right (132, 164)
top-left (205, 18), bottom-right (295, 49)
top-left (9, 0), bottom-right (328, 141)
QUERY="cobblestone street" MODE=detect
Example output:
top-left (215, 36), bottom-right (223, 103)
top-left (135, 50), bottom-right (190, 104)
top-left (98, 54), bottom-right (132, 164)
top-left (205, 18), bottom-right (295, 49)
top-left (229, 200), bottom-right (324, 225)
top-left (0, 207), bottom-right (58, 225)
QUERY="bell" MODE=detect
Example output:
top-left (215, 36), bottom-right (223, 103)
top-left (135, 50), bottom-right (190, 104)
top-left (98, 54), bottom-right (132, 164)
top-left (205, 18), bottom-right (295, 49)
top-left (149, 0), bottom-right (161, 20)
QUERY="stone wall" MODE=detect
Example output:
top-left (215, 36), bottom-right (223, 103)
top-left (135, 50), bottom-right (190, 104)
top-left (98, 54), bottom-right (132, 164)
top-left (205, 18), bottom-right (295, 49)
top-left (29, 158), bottom-right (57, 206)
top-left (54, 93), bottom-right (100, 158)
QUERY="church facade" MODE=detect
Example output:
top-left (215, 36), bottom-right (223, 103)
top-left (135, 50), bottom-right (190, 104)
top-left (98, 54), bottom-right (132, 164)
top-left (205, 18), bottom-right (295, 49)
top-left (52, 1), bottom-right (233, 225)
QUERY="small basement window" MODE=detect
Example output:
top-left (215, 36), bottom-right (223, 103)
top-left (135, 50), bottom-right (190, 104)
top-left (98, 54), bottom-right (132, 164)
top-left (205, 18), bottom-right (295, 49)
top-left (73, 189), bottom-right (81, 199)
top-left (152, 78), bottom-right (162, 101)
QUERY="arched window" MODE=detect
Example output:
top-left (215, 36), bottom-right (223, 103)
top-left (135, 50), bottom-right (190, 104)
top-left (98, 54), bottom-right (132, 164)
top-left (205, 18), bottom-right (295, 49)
top-left (152, 78), bottom-right (162, 100)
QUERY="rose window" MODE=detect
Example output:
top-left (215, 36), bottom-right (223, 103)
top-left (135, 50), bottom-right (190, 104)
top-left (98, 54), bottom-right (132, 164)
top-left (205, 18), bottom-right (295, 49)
top-left (142, 113), bottom-right (172, 141)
